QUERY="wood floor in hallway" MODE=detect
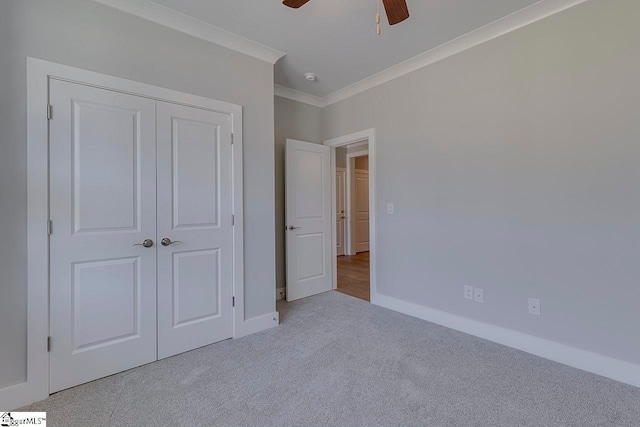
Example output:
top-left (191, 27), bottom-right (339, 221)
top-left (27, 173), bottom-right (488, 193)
top-left (337, 251), bottom-right (370, 301)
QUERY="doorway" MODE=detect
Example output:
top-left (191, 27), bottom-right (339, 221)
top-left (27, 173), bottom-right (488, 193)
top-left (335, 144), bottom-right (370, 301)
top-left (283, 130), bottom-right (376, 304)
top-left (325, 129), bottom-right (377, 304)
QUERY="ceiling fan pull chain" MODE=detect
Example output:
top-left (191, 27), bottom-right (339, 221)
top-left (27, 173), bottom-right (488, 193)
top-left (376, 0), bottom-right (381, 35)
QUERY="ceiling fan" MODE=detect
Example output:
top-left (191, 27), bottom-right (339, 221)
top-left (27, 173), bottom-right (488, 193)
top-left (282, 0), bottom-right (410, 27)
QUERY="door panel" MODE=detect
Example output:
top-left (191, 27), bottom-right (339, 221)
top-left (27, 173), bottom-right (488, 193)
top-left (72, 257), bottom-right (140, 351)
top-left (172, 249), bottom-right (220, 326)
top-left (355, 170), bottom-right (370, 253)
top-left (171, 117), bottom-right (220, 229)
top-left (286, 140), bottom-right (332, 301)
top-left (71, 101), bottom-right (141, 233)
top-left (336, 169), bottom-right (346, 256)
top-left (156, 102), bottom-right (233, 359)
top-left (296, 233), bottom-right (326, 280)
top-left (49, 80), bottom-right (157, 393)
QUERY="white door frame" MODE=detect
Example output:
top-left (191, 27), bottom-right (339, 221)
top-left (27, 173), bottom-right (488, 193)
top-left (324, 129), bottom-right (377, 301)
top-left (13, 57), bottom-right (245, 409)
top-left (345, 150), bottom-right (369, 255)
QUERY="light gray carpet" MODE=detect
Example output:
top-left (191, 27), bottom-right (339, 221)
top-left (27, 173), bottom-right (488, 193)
top-left (21, 291), bottom-right (640, 426)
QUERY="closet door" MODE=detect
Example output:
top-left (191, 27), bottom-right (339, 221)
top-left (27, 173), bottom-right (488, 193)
top-left (49, 80), bottom-right (157, 392)
top-left (156, 102), bottom-right (234, 359)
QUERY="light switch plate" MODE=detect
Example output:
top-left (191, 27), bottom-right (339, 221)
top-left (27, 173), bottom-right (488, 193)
top-left (474, 288), bottom-right (484, 303)
top-left (387, 203), bottom-right (394, 214)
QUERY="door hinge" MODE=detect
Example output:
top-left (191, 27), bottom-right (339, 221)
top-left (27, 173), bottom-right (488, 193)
top-left (47, 336), bottom-right (51, 352)
top-left (232, 215), bottom-right (235, 226)
top-left (231, 133), bottom-right (234, 145)
top-left (47, 220), bottom-right (52, 235)
top-left (47, 104), bottom-right (53, 120)
top-left (232, 296), bottom-right (235, 307)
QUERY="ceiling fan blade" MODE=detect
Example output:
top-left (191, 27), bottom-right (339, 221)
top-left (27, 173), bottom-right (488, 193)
top-left (282, 0), bottom-right (311, 8)
top-left (381, 0), bottom-right (409, 25)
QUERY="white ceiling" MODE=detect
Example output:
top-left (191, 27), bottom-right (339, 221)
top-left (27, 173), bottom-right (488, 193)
top-left (150, 0), bottom-right (541, 97)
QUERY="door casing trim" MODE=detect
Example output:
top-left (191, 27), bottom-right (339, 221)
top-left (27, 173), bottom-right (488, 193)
top-left (8, 57), bottom-right (245, 409)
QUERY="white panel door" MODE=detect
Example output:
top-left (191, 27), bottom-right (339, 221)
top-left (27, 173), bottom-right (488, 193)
top-left (285, 140), bottom-right (332, 301)
top-left (156, 102), bottom-right (234, 359)
top-left (49, 80), bottom-right (157, 392)
top-left (355, 170), bottom-right (370, 253)
top-left (336, 169), bottom-right (346, 256)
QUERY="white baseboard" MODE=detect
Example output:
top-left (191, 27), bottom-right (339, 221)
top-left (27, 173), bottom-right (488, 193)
top-left (234, 311), bottom-right (279, 339)
top-left (276, 287), bottom-right (285, 301)
top-left (373, 293), bottom-right (640, 388)
top-left (0, 381), bottom-right (46, 411)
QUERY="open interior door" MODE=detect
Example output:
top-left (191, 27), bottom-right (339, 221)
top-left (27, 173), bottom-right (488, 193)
top-left (285, 139), bottom-right (332, 301)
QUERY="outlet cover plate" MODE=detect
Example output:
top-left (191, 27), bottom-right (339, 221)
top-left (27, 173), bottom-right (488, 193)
top-left (528, 298), bottom-right (541, 315)
top-left (464, 285), bottom-right (474, 300)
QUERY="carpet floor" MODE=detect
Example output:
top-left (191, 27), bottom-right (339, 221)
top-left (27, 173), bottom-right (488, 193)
top-left (21, 291), bottom-right (640, 426)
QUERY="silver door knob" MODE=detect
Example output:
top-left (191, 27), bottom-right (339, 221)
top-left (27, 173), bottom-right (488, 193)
top-left (133, 239), bottom-right (154, 248)
top-left (161, 238), bottom-right (182, 246)
top-left (288, 225), bottom-right (301, 230)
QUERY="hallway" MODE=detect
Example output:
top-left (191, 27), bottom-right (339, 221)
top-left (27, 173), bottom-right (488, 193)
top-left (337, 252), bottom-right (370, 301)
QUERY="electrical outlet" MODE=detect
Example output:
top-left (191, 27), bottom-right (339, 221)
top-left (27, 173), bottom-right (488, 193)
top-left (528, 298), bottom-right (541, 315)
top-left (474, 288), bottom-right (484, 303)
top-left (464, 285), bottom-right (474, 300)
top-left (387, 203), bottom-right (394, 214)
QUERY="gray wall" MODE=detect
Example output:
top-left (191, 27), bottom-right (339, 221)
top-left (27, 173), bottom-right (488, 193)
top-left (274, 96), bottom-right (323, 290)
top-left (322, 0), bottom-right (640, 365)
top-left (0, 0), bottom-right (276, 389)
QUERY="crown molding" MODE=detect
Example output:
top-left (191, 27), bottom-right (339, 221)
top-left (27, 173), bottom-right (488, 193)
top-left (92, 0), bottom-right (286, 65)
top-left (274, 85), bottom-right (326, 108)
top-left (275, 0), bottom-right (590, 108)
